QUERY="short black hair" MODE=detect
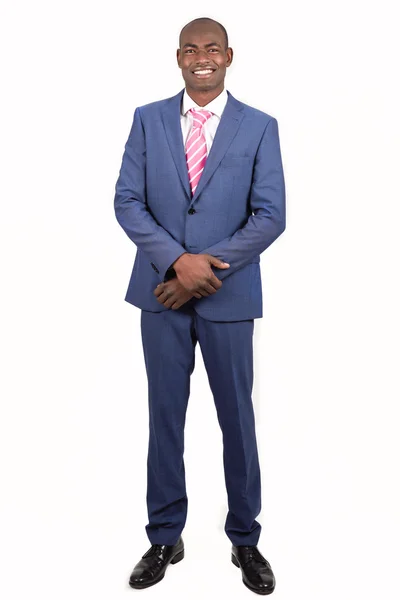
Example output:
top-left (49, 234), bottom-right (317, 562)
top-left (179, 17), bottom-right (229, 50)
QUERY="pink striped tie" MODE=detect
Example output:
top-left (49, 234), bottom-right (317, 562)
top-left (185, 108), bottom-right (213, 196)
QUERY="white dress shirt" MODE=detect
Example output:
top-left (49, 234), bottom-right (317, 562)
top-left (180, 88), bottom-right (228, 154)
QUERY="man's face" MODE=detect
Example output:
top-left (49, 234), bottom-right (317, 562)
top-left (177, 23), bottom-right (233, 93)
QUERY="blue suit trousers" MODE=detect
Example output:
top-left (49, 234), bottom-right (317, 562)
top-left (140, 299), bottom-right (262, 547)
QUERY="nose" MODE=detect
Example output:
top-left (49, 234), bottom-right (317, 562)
top-left (195, 49), bottom-right (211, 62)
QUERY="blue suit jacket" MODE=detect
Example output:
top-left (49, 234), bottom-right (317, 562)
top-left (114, 88), bottom-right (286, 322)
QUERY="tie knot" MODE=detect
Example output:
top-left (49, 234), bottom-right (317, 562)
top-left (189, 108), bottom-right (213, 128)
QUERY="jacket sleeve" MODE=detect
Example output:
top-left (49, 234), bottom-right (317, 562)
top-left (199, 117), bottom-right (286, 280)
top-left (114, 107), bottom-right (187, 281)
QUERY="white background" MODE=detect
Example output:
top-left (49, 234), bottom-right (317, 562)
top-left (1, 1), bottom-right (399, 598)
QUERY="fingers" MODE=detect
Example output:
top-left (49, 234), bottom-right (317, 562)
top-left (161, 294), bottom-right (177, 309)
top-left (155, 272), bottom-right (222, 304)
top-left (155, 286), bottom-right (190, 309)
top-left (164, 297), bottom-right (175, 309)
top-left (208, 255), bottom-right (230, 269)
top-left (187, 275), bottom-right (222, 297)
top-left (155, 287), bottom-right (171, 304)
top-left (153, 283), bottom-right (164, 297)
top-left (187, 274), bottom-right (222, 295)
top-left (171, 300), bottom-right (184, 310)
top-left (198, 281), bottom-right (219, 296)
top-left (207, 273), bottom-right (223, 290)
top-left (156, 292), bottom-right (168, 304)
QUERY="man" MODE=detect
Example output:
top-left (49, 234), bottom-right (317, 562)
top-left (114, 16), bottom-right (286, 595)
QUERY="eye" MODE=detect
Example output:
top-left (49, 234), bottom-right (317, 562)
top-left (209, 48), bottom-right (219, 52)
top-left (185, 49), bottom-right (194, 53)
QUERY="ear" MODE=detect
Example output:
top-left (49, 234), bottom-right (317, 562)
top-left (176, 48), bottom-right (181, 68)
top-left (226, 47), bottom-right (233, 67)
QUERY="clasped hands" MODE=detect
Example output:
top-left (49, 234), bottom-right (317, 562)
top-left (153, 252), bottom-right (230, 311)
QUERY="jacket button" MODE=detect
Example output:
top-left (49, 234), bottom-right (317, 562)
top-left (188, 208), bottom-right (196, 215)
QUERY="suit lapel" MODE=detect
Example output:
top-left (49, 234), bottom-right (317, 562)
top-left (161, 89), bottom-right (191, 199)
top-left (160, 88), bottom-right (244, 204)
top-left (190, 91), bottom-right (244, 205)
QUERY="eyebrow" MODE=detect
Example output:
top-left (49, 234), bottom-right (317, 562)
top-left (183, 42), bottom-right (222, 49)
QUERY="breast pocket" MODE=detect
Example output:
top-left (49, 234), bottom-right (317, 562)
top-left (219, 156), bottom-right (254, 191)
top-left (219, 155), bottom-right (254, 168)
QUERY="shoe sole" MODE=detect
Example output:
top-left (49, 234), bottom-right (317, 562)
top-left (231, 553), bottom-right (275, 595)
top-left (129, 549), bottom-right (184, 589)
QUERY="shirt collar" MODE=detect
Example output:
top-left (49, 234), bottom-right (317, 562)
top-left (181, 88), bottom-right (228, 119)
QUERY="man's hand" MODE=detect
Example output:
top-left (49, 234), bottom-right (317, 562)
top-left (153, 278), bottom-right (194, 310)
top-left (172, 253), bottom-right (230, 298)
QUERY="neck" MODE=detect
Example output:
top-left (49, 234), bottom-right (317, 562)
top-left (185, 83), bottom-right (225, 107)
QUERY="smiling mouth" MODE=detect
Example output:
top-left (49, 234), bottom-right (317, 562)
top-left (192, 69), bottom-right (215, 78)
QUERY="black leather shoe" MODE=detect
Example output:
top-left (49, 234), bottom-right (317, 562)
top-left (128, 536), bottom-right (184, 589)
top-left (231, 544), bottom-right (275, 595)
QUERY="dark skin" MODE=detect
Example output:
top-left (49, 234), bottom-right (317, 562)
top-left (177, 20), bottom-right (233, 106)
top-left (154, 20), bottom-right (234, 310)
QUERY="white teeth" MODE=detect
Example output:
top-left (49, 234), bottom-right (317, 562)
top-left (194, 70), bottom-right (213, 75)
